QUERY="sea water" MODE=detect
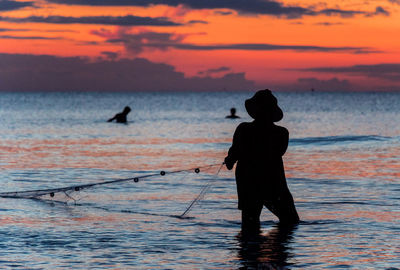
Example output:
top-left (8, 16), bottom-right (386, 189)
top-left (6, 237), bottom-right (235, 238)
top-left (0, 91), bottom-right (399, 269)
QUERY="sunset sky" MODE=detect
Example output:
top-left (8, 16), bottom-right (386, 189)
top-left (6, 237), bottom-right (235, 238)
top-left (1, 0), bottom-right (400, 91)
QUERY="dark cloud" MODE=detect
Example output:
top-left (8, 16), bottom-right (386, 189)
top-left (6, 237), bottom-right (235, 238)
top-left (0, 0), bottom-right (33, 11)
top-left (44, 0), bottom-right (390, 18)
top-left (187, 20), bottom-right (208, 24)
top-left (314, 22), bottom-right (344, 26)
top-left (173, 0), bottom-right (313, 18)
top-left (45, 0), bottom-right (314, 18)
top-left (318, 8), bottom-right (365, 18)
top-left (46, 0), bottom-right (151, 5)
top-left (171, 43), bottom-right (369, 52)
top-left (214, 11), bottom-right (234, 16)
top-left (100, 51), bottom-right (119, 60)
top-left (37, 29), bottom-right (79, 33)
top-left (353, 49), bottom-right (383, 54)
top-left (0, 34), bottom-right (61, 40)
top-left (320, 6), bottom-right (390, 17)
top-left (198, 66), bottom-right (231, 76)
top-left (371, 6), bottom-right (390, 16)
top-left (103, 30), bottom-right (375, 54)
top-left (205, 66), bottom-right (231, 73)
top-left (0, 27), bottom-right (77, 33)
top-left (0, 53), bottom-right (254, 91)
top-left (283, 4), bottom-right (388, 17)
top-left (290, 21), bottom-right (303, 25)
top-left (301, 64), bottom-right (400, 82)
top-left (0, 15), bottom-right (180, 26)
top-left (296, 77), bottom-right (353, 91)
top-left (104, 30), bottom-right (187, 54)
top-left (0, 27), bottom-right (29, 31)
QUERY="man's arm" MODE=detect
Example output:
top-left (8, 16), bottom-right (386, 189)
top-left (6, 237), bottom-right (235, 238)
top-left (277, 127), bottom-right (289, 156)
top-left (107, 115), bottom-right (117, 122)
top-left (224, 124), bottom-right (244, 170)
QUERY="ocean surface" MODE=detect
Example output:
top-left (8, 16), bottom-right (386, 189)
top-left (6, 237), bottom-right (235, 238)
top-left (0, 91), bottom-right (399, 269)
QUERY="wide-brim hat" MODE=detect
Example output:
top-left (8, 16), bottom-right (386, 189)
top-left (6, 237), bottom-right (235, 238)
top-left (245, 89), bottom-right (283, 122)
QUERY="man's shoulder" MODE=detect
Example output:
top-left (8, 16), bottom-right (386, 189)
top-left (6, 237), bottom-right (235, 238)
top-left (237, 121), bottom-right (253, 129)
top-left (233, 122), bottom-right (253, 135)
top-left (273, 124), bottom-right (289, 135)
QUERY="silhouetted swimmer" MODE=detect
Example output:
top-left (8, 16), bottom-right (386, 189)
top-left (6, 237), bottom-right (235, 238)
top-left (225, 89), bottom-right (299, 231)
top-left (226, 107), bottom-right (240, 119)
top-left (107, 106), bottom-right (131, 124)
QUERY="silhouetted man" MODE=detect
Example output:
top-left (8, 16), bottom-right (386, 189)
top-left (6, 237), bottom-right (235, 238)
top-left (107, 106), bottom-right (131, 123)
top-left (226, 107), bottom-right (240, 119)
top-left (225, 90), bottom-right (299, 230)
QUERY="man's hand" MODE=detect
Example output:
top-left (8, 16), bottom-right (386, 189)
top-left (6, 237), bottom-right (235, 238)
top-left (224, 157), bottom-right (234, 170)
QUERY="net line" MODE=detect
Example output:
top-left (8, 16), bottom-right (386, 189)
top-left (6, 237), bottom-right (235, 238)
top-left (180, 162), bottom-right (225, 218)
top-left (0, 163), bottom-right (222, 200)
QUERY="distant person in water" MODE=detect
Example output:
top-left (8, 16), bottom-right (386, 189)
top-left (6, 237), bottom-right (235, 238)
top-left (107, 106), bottom-right (131, 123)
top-left (226, 107), bottom-right (240, 119)
top-left (225, 89), bottom-right (299, 230)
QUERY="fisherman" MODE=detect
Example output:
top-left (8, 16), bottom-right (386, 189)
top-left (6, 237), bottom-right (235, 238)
top-left (226, 107), bottom-right (240, 119)
top-left (107, 106), bottom-right (131, 123)
top-left (224, 89), bottom-right (299, 230)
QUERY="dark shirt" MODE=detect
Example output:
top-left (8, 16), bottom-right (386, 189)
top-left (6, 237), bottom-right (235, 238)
top-left (226, 115), bottom-right (240, 119)
top-left (108, 113), bottom-right (128, 123)
top-left (225, 121), bottom-right (289, 209)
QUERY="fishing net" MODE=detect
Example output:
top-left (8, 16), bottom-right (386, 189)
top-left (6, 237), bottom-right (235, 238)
top-left (0, 163), bottom-right (225, 217)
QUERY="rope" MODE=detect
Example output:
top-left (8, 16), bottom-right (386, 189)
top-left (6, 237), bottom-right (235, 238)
top-left (179, 162), bottom-right (224, 218)
top-left (0, 163), bottom-right (222, 199)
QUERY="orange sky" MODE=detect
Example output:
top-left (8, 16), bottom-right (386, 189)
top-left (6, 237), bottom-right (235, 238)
top-left (1, 0), bottom-right (400, 91)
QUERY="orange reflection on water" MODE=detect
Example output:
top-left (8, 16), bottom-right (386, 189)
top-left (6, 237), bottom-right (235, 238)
top-left (0, 215), bottom-right (45, 227)
top-left (300, 234), bottom-right (400, 266)
top-left (3, 137), bottom-right (399, 182)
top-left (0, 137), bottom-right (228, 170)
top-left (344, 210), bottom-right (400, 223)
top-left (0, 212), bottom-right (144, 232)
top-left (302, 209), bottom-right (400, 223)
top-left (284, 147), bottom-right (400, 181)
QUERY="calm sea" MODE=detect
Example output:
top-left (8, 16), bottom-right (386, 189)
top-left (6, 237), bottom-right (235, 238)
top-left (0, 92), bottom-right (399, 269)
